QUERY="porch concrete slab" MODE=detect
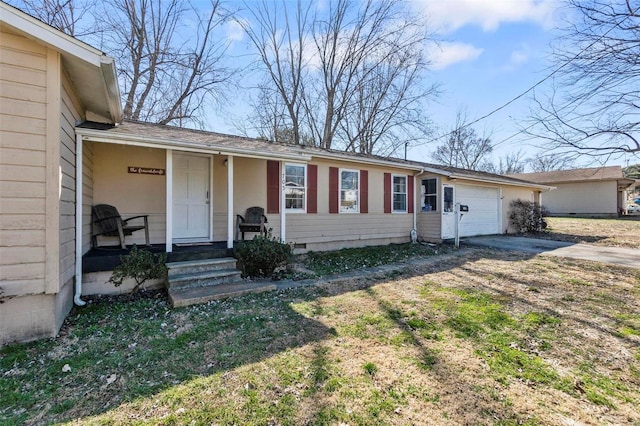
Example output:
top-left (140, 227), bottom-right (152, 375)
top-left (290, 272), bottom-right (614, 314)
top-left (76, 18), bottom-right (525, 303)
top-left (169, 282), bottom-right (277, 308)
top-left (462, 236), bottom-right (640, 269)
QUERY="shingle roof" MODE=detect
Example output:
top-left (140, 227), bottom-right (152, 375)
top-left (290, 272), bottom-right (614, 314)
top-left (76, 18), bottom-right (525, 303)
top-left (77, 120), bottom-right (551, 189)
top-left (509, 166), bottom-right (624, 184)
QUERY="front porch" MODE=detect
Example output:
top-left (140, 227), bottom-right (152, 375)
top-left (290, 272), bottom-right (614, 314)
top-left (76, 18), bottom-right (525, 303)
top-left (81, 241), bottom-right (277, 307)
top-left (82, 242), bottom-right (231, 273)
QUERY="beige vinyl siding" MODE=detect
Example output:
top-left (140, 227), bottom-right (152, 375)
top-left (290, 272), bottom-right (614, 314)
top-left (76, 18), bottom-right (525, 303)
top-left (59, 72), bottom-right (83, 289)
top-left (416, 213), bottom-right (441, 242)
top-left (0, 30), bottom-right (48, 297)
top-left (286, 213), bottom-right (412, 244)
top-left (276, 159), bottom-right (414, 249)
top-left (542, 181), bottom-right (617, 216)
top-left (501, 186), bottom-right (535, 233)
top-left (92, 143), bottom-right (166, 246)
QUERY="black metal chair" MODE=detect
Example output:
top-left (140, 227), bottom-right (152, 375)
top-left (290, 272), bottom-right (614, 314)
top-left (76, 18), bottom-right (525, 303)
top-left (91, 204), bottom-right (149, 249)
top-left (236, 206), bottom-right (268, 240)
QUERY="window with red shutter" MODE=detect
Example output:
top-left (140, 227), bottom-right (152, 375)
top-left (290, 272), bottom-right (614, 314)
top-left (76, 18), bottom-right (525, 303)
top-left (308, 164), bottom-right (318, 214)
top-left (360, 170), bottom-right (368, 213)
top-left (329, 167), bottom-right (339, 213)
top-left (384, 173), bottom-right (391, 213)
top-left (267, 160), bottom-right (280, 214)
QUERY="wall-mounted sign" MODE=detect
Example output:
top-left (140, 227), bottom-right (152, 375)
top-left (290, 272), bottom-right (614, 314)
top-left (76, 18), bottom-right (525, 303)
top-left (128, 166), bottom-right (165, 176)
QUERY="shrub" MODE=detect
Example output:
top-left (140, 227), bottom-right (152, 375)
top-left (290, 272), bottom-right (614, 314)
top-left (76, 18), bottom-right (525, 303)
top-left (108, 245), bottom-right (168, 293)
top-left (508, 199), bottom-right (548, 233)
top-left (234, 230), bottom-right (293, 278)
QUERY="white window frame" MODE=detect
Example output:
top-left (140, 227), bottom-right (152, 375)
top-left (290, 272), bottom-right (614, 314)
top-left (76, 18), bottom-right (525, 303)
top-left (284, 163), bottom-right (306, 213)
top-left (339, 168), bottom-right (360, 213)
top-left (422, 177), bottom-right (438, 212)
top-left (392, 174), bottom-right (407, 213)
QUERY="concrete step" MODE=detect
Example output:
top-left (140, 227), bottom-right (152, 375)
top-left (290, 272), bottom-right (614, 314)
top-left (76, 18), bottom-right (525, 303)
top-left (167, 269), bottom-right (242, 290)
top-left (169, 281), bottom-right (277, 308)
top-left (167, 257), bottom-right (237, 278)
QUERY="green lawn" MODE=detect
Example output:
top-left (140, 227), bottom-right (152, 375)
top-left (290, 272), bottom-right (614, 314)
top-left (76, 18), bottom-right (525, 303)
top-left (2, 247), bottom-right (639, 425)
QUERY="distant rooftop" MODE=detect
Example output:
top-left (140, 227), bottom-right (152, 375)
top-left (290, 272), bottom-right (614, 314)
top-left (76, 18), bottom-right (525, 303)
top-left (509, 166), bottom-right (625, 184)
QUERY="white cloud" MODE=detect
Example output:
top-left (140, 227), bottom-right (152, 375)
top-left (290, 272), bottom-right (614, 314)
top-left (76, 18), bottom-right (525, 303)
top-left (500, 48), bottom-right (530, 71)
top-left (414, 0), bottom-right (558, 33)
top-left (429, 41), bottom-right (484, 70)
top-left (226, 20), bottom-right (245, 42)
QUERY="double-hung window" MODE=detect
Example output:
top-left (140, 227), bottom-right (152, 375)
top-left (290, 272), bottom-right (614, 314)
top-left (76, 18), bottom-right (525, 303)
top-left (422, 178), bottom-right (437, 212)
top-left (392, 174), bottom-right (407, 212)
top-left (340, 169), bottom-right (359, 213)
top-left (285, 163), bottom-right (306, 212)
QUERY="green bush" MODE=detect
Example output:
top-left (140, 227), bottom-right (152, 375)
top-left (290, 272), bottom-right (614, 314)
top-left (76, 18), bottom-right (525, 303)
top-left (508, 199), bottom-right (548, 233)
top-left (108, 245), bottom-right (168, 293)
top-left (234, 230), bottom-right (293, 278)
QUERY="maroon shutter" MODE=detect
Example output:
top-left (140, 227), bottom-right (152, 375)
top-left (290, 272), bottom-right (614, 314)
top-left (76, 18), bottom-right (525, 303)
top-left (360, 170), bottom-right (368, 214)
top-left (384, 172), bottom-right (391, 213)
top-left (307, 164), bottom-right (318, 214)
top-left (329, 167), bottom-right (339, 214)
top-left (267, 160), bottom-right (280, 214)
top-left (408, 175), bottom-right (414, 213)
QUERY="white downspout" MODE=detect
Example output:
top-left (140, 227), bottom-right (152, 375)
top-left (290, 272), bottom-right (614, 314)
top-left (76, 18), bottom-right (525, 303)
top-left (413, 169), bottom-right (426, 233)
top-left (227, 155), bottom-right (234, 249)
top-left (166, 150), bottom-right (173, 252)
top-left (74, 134), bottom-right (86, 306)
top-left (280, 161), bottom-right (286, 243)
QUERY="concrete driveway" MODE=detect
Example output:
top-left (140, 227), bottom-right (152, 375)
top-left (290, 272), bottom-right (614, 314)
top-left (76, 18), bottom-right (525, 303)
top-left (462, 236), bottom-right (640, 269)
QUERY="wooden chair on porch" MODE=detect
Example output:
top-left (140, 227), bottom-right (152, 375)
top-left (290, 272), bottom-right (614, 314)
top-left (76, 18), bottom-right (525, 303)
top-left (91, 204), bottom-right (150, 249)
top-left (236, 207), bottom-right (268, 240)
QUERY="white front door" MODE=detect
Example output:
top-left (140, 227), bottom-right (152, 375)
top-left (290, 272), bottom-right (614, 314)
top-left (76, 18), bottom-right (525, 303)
top-left (173, 153), bottom-right (211, 241)
top-left (441, 184), bottom-right (456, 239)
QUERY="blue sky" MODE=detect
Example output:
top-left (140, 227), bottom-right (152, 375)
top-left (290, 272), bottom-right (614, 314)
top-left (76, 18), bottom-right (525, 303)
top-left (405, 0), bottom-right (561, 165)
top-left (216, 0), bottom-right (630, 169)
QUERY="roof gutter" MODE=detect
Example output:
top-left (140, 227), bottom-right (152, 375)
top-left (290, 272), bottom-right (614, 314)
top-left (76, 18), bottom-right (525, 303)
top-left (295, 149), bottom-right (424, 171)
top-left (76, 128), bottom-right (312, 162)
top-left (100, 57), bottom-right (123, 123)
top-left (448, 173), bottom-right (555, 191)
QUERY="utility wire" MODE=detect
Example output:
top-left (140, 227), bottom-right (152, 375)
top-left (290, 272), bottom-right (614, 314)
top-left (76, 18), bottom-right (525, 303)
top-left (416, 3), bottom-right (640, 150)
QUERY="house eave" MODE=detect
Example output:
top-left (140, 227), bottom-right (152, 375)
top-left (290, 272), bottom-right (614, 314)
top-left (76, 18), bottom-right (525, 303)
top-left (297, 149), bottom-right (424, 172)
top-left (418, 165), bottom-right (554, 191)
top-left (1, 2), bottom-right (122, 124)
top-left (76, 128), bottom-right (313, 162)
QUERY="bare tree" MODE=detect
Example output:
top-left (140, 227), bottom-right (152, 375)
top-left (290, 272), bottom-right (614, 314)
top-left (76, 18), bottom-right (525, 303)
top-left (9, 0), bottom-right (233, 127)
top-left (527, 0), bottom-right (640, 158)
top-left (7, 0), bottom-right (96, 37)
top-left (525, 153), bottom-right (575, 172)
top-left (483, 150), bottom-right (526, 174)
top-left (340, 25), bottom-right (438, 156)
top-left (432, 112), bottom-right (493, 170)
top-left (241, 0), bottom-right (435, 154)
top-left (100, 0), bottom-right (233, 126)
top-left (239, 0), bottom-right (312, 145)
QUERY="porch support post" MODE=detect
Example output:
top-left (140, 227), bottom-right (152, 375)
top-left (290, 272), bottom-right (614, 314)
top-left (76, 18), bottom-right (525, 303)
top-left (227, 155), bottom-right (234, 249)
top-left (74, 133), bottom-right (85, 306)
top-left (280, 161), bottom-right (286, 243)
top-left (165, 150), bottom-right (173, 253)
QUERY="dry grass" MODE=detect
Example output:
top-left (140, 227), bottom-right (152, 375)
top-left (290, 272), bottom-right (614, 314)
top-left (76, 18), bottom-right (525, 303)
top-left (537, 216), bottom-right (640, 248)
top-left (2, 249), bottom-right (639, 425)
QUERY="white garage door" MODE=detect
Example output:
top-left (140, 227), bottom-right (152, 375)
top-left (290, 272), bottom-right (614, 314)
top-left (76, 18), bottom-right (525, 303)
top-left (456, 184), bottom-right (500, 237)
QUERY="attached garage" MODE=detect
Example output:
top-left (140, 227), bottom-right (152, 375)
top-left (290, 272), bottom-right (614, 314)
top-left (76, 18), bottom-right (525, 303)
top-left (455, 184), bottom-right (500, 237)
top-left (417, 166), bottom-right (551, 243)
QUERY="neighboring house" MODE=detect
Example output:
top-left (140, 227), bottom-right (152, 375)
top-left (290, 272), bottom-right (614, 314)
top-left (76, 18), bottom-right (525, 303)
top-left (510, 166), bottom-right (635, 217)
top-left (0, 3), bottom-right (551, 345)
